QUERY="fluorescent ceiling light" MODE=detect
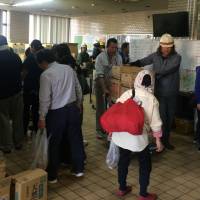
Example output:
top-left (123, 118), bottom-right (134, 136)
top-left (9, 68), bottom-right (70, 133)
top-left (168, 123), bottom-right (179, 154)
top-left (13, 0), bottom-right (53, 7)
top-left (0, 3), bottom-right (10, 6)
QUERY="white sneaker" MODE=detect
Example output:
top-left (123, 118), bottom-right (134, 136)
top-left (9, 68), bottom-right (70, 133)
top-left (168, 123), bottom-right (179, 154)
top-left (72, 172), bottom-right (84, 177)
top-left (48, 179), bottom-right (58, 184)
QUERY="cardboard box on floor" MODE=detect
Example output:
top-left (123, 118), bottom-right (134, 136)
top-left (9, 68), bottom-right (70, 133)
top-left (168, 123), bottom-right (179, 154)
top-left (11, 169), bottom-right (47, 200)
top-left (0, 177), bottom-right (11, 200)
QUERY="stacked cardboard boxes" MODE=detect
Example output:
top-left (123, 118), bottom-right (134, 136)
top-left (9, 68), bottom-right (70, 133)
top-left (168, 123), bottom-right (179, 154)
top-left (111, 66), bottom-right (143, 100)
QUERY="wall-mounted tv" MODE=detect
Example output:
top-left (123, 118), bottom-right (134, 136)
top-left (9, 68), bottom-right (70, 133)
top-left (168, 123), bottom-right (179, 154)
top-left (153, 12), bottom-right (189, 37)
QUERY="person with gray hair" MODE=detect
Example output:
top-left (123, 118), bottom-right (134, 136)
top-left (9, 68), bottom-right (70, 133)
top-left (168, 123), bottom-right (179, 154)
top-left (0, 35), bottom-right (24, 153)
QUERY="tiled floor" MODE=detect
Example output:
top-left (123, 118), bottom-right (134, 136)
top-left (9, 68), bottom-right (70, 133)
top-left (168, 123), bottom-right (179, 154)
top-left (3, 96), bottom-right (200, 200)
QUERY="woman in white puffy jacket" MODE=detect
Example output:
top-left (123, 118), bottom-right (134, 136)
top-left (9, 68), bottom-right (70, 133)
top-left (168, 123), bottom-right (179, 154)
top-left (112, 70), bottom-right (163, 200)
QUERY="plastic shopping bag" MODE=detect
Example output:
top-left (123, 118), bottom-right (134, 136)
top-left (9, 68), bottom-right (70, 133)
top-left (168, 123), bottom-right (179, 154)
top-left (31, 129), bottom-right (49, 170)
top-left (106, 140), bottom-right (119, 169)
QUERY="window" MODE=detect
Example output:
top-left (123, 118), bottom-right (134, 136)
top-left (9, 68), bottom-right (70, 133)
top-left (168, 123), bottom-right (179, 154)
top-left (0, 10), bottom-right (10, 40)
top-left (29, 14), bottom-right (69, 44)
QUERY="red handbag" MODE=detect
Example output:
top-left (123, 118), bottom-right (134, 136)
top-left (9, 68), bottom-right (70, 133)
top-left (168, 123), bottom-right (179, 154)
top-left (100, 98), bottom-right (144, 135)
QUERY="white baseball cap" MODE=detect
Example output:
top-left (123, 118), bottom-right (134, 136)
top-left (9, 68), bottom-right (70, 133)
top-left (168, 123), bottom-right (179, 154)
top-left (160, 33), bottom-right (174, 48)
top-left (81, 43), bottom-right (87, 48)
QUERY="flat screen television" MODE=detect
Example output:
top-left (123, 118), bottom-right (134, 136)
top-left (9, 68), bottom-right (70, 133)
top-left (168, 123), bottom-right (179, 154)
top-left (153, 12), bottom-right (189, 37)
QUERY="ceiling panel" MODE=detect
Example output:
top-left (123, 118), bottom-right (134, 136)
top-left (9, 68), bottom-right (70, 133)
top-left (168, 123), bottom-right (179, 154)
top-left (0, 0), bottom-right (168, 16)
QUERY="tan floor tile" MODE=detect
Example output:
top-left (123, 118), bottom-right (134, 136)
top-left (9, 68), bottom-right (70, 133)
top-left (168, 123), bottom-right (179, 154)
top-left (158, 193), bottom-right (176, 200)
top-left (75, 187), bottom-right (91, 196)
top-left (60, 191), bottom-right (80, 200)
top-left (4, 96), bottom-right (200, 200)
top-left (166, 188), bottom-right (184, 198)
top-left (94, 188), bottom-right (112, 198)
top-left (188, 189), bottom-right (200, 199)
top-left (48, 191), bottom-right (60, 199)
top-left (177, 194), bottom-right (196, 200)
top-left (50, 196), bottom-right (65, 200)
top-left (82, 193), bottom-right (101, 200)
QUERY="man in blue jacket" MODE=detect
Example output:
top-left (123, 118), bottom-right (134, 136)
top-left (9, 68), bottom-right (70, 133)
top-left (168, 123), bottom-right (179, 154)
top-left (131, 34), bottom-right (181, 150)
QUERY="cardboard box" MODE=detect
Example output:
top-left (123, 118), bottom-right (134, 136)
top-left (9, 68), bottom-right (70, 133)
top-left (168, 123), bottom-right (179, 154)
top-left (111, 79), bottom-right (121, 100)
top-left (112, 66), bottom-right (143, 79)
top-left (0, 177), bottom-right (11, 200)
top-left (121, 73), bottom-right (137, 88)
top-left (120, 66), bottom-right (143, 74)
top-left (112, 66), bottom-right (121, 79)
top-left (120, 86), bottom-right (130, 96)
top-left (12, 169), bottom-right (47, 200)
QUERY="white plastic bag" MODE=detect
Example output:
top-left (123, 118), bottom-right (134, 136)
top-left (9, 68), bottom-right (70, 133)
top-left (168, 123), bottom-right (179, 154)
top-left (106, 140), bottom-right (119, 169)
top-left (31, 129), bottom-right (49, 170)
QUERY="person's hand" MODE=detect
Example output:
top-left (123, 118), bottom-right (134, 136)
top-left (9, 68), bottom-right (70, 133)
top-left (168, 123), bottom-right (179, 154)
top-left (197, 104), bottom-right (200, 111)
top-left (38, 119), bottom-right (46, 129)
top-left (156, 138), bottom-right (164, 152)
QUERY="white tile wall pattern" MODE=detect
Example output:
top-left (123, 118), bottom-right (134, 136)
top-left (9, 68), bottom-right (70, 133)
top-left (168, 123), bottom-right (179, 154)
top-left (10, 11), bottom-right (29, 43)
top-left (168, 0), bottom-right (188, 12)
top-left (71, 0), bottom-right (192, 37)
top-left (71, 9), bottom-right (167, 36)
top-left (7, 0), bottom-right (193, 42)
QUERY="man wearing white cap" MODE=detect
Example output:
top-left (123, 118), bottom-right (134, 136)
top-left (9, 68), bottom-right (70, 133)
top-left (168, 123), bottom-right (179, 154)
top-left (131, 33), bottom-right (181, 150)
top-left (77, 43), bottom-right (90, 67)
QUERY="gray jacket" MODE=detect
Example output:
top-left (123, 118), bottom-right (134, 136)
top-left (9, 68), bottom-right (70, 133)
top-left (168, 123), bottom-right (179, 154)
top-left (139, 51), bottom-right (181, 97)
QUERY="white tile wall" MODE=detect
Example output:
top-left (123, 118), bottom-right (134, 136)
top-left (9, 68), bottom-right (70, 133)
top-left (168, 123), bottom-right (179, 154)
top-left (10, 11), bottom-right (29, 43)
top-left (7, 0), bottom-right (192, 42)
top-left (71, 10), bottom-right (166, 36)
top-left (168, 0), bottom-right (188, 12)
top-left (71, 0), bottom-right (190, 37)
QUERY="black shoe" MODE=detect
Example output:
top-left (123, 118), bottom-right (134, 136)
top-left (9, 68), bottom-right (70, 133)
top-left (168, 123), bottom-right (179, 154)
top-left (165, 143), bottom-right (175, 150)
top-left (15, 144), bottom-right (23, 150)
top-left (3, 149), bottom-right (11, 154)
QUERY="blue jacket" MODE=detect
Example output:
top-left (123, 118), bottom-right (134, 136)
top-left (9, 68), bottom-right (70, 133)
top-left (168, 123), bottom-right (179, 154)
top-left (195, 66), bottom-right (200, 104)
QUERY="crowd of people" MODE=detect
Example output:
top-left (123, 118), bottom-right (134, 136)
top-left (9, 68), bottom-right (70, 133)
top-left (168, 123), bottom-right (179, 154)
top-left (0, 32), bottom-right (199, 200)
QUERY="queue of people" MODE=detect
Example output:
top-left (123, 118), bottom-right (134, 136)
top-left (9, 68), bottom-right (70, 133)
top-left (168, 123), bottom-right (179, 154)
top-left (0, 32), bottom-right (200, 200)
